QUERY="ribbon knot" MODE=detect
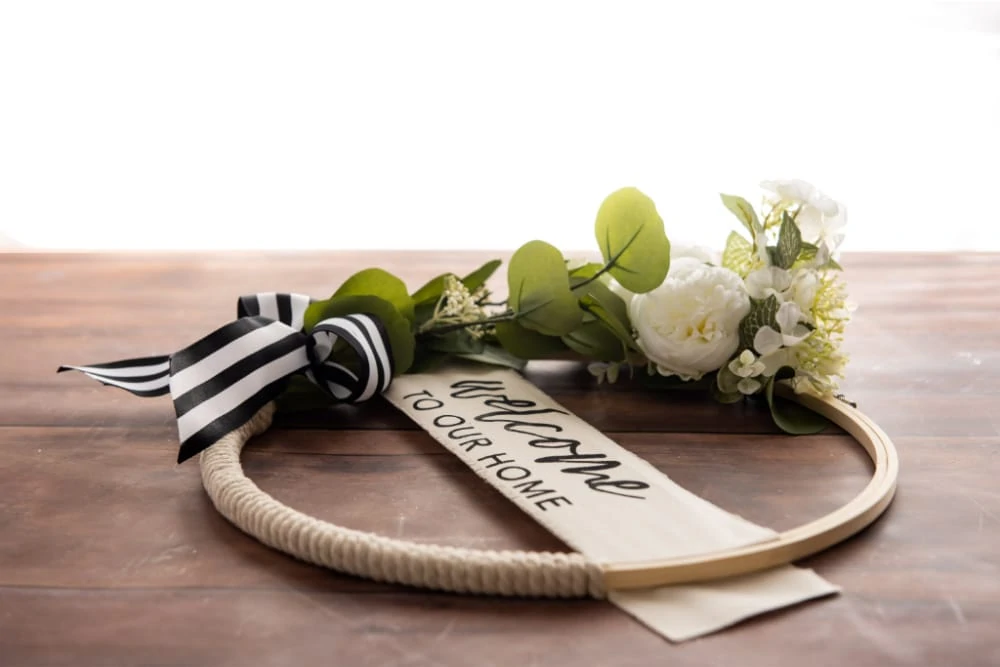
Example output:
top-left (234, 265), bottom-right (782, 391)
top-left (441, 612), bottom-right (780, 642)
top-left (59, 292), bottom-right (394, 463)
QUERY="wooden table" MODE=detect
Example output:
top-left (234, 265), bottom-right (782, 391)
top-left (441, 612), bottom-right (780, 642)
top-left (1, 252), bottom-right (997, 666)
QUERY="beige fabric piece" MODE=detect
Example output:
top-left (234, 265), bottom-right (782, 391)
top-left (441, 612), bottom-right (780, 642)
top-left (387, 368), bottom-right (776, 562)
top-left (610, 566), bottom-right (840, 642)
top-left (387, 366), bottom-right (838, 641)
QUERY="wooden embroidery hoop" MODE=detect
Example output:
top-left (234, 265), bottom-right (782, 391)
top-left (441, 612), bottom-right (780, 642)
top-left (199, 385), bottom-right (898, 598)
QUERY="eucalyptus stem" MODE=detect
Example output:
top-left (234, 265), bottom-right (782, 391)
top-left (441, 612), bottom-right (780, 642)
top-left (420, 310), bottom-right (518, 336)
top-left (571, 262), bottom-right (614, 292)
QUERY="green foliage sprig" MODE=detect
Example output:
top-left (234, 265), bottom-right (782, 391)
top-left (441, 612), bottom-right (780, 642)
top-left (292, 187), bottom-right (668, 392)
top-left (285, 182), bottom-right (848, 436)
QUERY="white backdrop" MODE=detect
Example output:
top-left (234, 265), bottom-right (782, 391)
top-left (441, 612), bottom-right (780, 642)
top-left (1, 1), bottom-right (998, 251)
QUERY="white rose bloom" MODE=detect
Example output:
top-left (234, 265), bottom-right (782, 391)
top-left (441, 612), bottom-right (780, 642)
top-left (761, 179), bottom-right (847, 252)
top-left (629, 258), bottom-right (751, 380)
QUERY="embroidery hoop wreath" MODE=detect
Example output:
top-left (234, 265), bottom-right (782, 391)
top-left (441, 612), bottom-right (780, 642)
top-left (197, 185), bottom-right (898, 598)
top-left (201, 384), bottom-right (897, 597)
top-left (62, 184), bottom-right (898, 597)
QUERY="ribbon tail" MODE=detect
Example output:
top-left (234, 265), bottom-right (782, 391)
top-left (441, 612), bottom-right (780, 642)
top-left (57, 355), bottom-right (172, 397)
top-left (59, 302), bottom-right (396, 466)
top-left (170, 316), bottom-right (310, 463)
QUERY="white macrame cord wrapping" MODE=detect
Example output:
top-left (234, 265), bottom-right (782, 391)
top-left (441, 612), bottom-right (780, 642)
top-left (199, 402), bottom-right (606, 598)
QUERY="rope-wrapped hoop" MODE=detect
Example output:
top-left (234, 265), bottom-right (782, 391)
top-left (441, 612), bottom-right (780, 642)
top-left (199, 390), bottom-right (898, 597)
top-left (199, 403), bottom-right (605, 598)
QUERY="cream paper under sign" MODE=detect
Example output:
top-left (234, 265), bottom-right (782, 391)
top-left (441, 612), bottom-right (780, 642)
top-left (385, 366), bottom-right (837, 641)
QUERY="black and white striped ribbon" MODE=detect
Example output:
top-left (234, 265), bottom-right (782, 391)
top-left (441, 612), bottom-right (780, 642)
top-left (59, 292), bottom-right (394, 463)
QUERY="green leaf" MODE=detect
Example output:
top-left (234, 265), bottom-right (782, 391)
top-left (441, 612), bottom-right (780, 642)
top-left (275, 375), bottom-right (336, 413)
top-left (722, 231), bottom-right (754, 275)
top-left (577, 280), bottom-right (636, 351)
top-left (458, 344), bottom-right (528, 371)
top-left (461, 259), bottom-right (502, 292)
top-left (739, 295), bottom-right (780, 351)
top-left (568, 262), bottom-right (605, 280)
top-left (495, 319), bottom-right (567, 359)
top-left (795, 242), bottom-right (819, 265)
top-left (561, 320), bottom-right (626, 361)
top-left (407, 349), bottom-right (450, 374)
top-left (720, 193), bottom-right (762, 236)
top-left (715, 363), bottom-right (742, 394)
top-left (423, 330), bottom-right (485, 356)
top-left (819, 257), bottom-right (844, 271)
top-left (333, 268), bottom-right (415, 322)
top-left (508, 240), bottom-right (583, 336)
top-left (305, 294), bottom-right (415, 374)
top-left (766, 245), bottom-right (780, 266)
top-left (411, 273), bottom-right (451, 306)
top-left (711, 381), bottom-right (744, 404)
top-left (594, 187), bottom-right (671, 294)
top-left (775, 211), bottom-right (803, 269)
top-left (765, 369), bottom-right (830, 434)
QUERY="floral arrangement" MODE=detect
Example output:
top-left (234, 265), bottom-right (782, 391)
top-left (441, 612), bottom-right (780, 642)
top-left (294, 178), bottom-right (850, 434)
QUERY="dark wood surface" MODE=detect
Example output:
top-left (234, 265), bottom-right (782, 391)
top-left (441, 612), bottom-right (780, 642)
top-left (1, 252), bottom-right (997, 666)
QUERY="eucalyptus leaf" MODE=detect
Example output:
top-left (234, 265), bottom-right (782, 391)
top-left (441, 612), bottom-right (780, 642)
top-left (739, 295), bottom-right (780, 351)
top-left (462, 259), bottom-right (502, 292)
top-left (720, 193), bottom-right (763, 236)
top-left (423, 330), bottom-right (486, 356)
top-left (577, 280), bottom-right (636, 351)
top-left (305, 294), bottom-right (415, 374)
top-left (411, 273), bottom-right (451, 306)
top-left (568, 262), bottom-right (605, 280)
top-left (594, 187), bottom-right (671, 294)
top-left (458, 344), bottom-right (528, 371)
top-left (508, 240), bottom-right (583, 336)
top-left (408, 349), bottom-right (450, 374)
top-left (561, 320), bottom-right (626, 361)
top-left (333, 268), bottom-right (415, 322)
top-left (765, 369), bottom-right (830, 434)
top-left (495, 320), bottom-right (568, 359)
top-left (776, 211), bottom-right (803, 269)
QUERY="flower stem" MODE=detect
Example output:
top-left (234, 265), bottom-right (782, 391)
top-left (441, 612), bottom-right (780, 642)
top-left (570, 262), bottom-right (614, 292)
top-left (420, 310), bottom-right (518, 336)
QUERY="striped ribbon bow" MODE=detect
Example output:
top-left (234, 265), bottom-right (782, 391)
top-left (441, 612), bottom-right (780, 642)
top-left (59, 293), bottom-right (394, 463)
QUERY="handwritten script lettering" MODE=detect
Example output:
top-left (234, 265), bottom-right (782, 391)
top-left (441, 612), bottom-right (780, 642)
top-left (449, 379), bottom-right (650, 500)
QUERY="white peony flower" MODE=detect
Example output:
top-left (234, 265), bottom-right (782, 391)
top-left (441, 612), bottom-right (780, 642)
top-left (753, 302), bottom-right (811, 356)
top-left (761, 179), bottom-right (847, 252)
top-left (670, 242), bottom-right (718, 265)
top-left (629, 258), bottom-right (751, 380)
top-left (608, 243), bottom-right (717, 307)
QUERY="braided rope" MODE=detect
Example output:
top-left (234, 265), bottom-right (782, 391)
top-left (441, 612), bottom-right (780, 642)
top-left (199, 402), bottom-right (606, 598)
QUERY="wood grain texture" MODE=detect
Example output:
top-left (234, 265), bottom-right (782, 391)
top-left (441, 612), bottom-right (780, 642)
top-left (1, 252), bottom-right (998, 666)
